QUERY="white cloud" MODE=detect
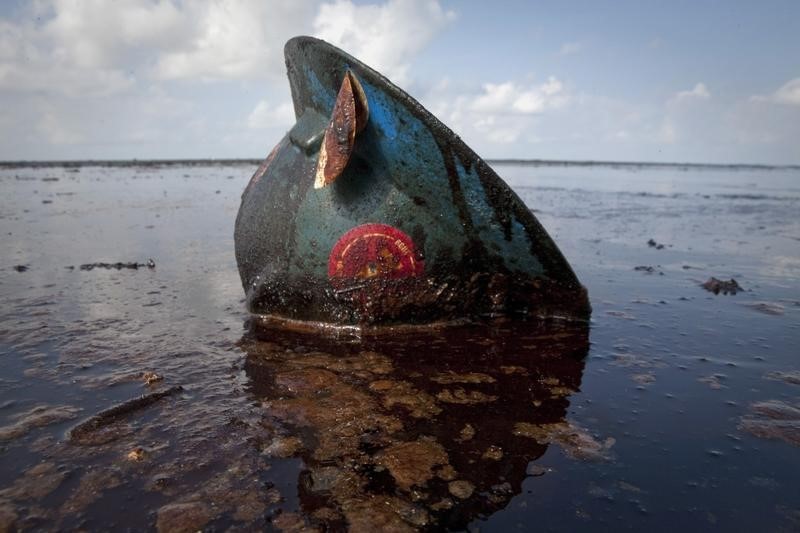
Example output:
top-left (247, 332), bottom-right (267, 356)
top-left (420, 75), bottom-right (570, 147)
top-left (246, 100), bottom-right (295, 129)
top-left (470, 82), bottom-right (516, 113)
top-left (1, 1), bottom-right (790, 164)
top-left (45, 0), bottom-right (187, 69)
top-left (1, 0), bottom-right (456, 89)
top-left (671, 82), bottom-right (710, 103)
top-left (0, 9), bottom-right (136, 97)
top-left (0, 19), bottom-right (133, 98)
top-left (313, 0), bottom-right (455, 85)
top-left (656, 82), bottom-right (713, 144)
top-left (153, 0), bottom-right (317, 81)
top-left (472, 115), bottom-right (525, 144)
top-left (773, 78), bottom-right (800, 105)
top-left (0, 0), bottom-right (456, 159)
top-left (470, 77), bottom-right (567, 115)
top-left (751, 78), bottom-right (800, 106)
top-left (0, 0), bottom-right (319, 95)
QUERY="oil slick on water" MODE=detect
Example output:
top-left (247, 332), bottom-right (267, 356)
top-left (0, 161), bottom-right (799, 531)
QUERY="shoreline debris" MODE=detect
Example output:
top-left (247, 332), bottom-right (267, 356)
top-left (701, 277), bottom-right (742, 295)
top-left (742, 302), bottom-right (784, 315)
top-left (764, 371), bottom-right (800, 385)
top-left (739, 400), bottom-right (800, 447)
top-left (634, 265), bottom-right (664, 275)
top-left (78, 259), bottom-right (156, 271)
top-left (0, 405), bottom-right (81, 441)
top-left (68, 385), bottom-right (183, 443)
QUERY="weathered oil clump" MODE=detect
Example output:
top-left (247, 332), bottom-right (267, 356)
top-left (234, 36), bottom-right (590, 328)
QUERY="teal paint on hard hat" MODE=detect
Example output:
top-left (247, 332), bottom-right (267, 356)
top-left (301, 65), bottom-right (335, 115)
top-left (361, 81), bottom-right (399, 140)
top-left (234, 36), bottom-right (591, 326)
top-left (290, 73), bottom-right (472, 280)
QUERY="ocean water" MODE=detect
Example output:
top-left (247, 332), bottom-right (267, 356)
top-left (0, 160), bottom-right (798, 531)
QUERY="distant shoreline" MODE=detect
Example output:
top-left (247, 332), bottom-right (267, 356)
top-left (0, 158), bottom-right (797, 171)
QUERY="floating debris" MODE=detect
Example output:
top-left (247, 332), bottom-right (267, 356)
top-left (698, 375), bottom-right (727, 390)
top-left (631, 373), bottom-right (656, 385)
top-left (647, 238), bottom-right (665, 250)
top-left (78, 259), bottom-right (156, 271)
top-left (126, 447), bottom-right (146, 462)
top-left (447, 480), bottom-right (475, 500)
top-left (606, 310), bottom-right (637, 320)
top-left (376, 438), bottom-right (449, 491)
top-left (71, 370), bottom-right (164, 390)
top-left (60, 469), bottom-right (122, 516)
top-left (155, 501), bottom-right (213, 533)
top-left (764, 370), bottom-right (800, 385)
top-left (609, 352), bottom-right (666, 369)
top-left (0, 405), bottom-right (81, 441)
top-left (68, 386), bottom-right (183, 444)
top-left (430, 372), bottom-right (496, 385)
top-left (701, 277), bottom-right (743, 295)
top-left (742, 302), bottom-right (785, 316)
top-left (513, 421), bottom-right (614, 461)
top-left (526, 464), bottom-right (548, 477)
top-left (0, 504), bottom-right (17, 532)
top-left (0, 462), bottom-right (67, 501)
top-left (457, 424), bottom-right (476, 442)
top-left (482, 445), bottom-right (504, 461)
top-left (618, 481), bottom-right (643, 493)
top-left (436, 388), bottom-right (498, 404)
top-left (500, 366), bottom-right (528, 376)
top-left (739, 400), bottom-right (800, 447)
top-left (142, 371), bottom-right (163, 385)
top-left (369, 379), bottom-right (441, 418)
top-left (261, 436), bottom-right (303, 458)
top-left (12, 265), bottom-right (28, 272)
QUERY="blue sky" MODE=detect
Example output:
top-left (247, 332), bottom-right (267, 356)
top-left (1, 0), bottom-right (798, 164)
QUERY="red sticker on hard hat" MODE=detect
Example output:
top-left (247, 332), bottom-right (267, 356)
top-left (329, 223), bottom-right (424, 281)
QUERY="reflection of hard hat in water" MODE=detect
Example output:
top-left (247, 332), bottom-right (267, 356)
top-left (234, 36), bottom-right (590, 328)
top-left (240, 320), bottom-right (592, 530)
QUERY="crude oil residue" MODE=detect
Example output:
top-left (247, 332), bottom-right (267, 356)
top-left (1, 161), bottom-right (799, 531)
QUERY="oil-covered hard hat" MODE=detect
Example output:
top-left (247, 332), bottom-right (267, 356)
top-left (235, 36), bottom-right (590, 328)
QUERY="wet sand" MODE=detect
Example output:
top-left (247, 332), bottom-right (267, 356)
top-left (1, 161), bottom-right (799, 531)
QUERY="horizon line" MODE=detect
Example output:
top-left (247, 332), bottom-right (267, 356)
top-left (0, 157), bottom-right (798, 171)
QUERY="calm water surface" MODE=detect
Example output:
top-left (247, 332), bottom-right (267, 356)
top-left (0, 161), bottom-right (798, 531)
